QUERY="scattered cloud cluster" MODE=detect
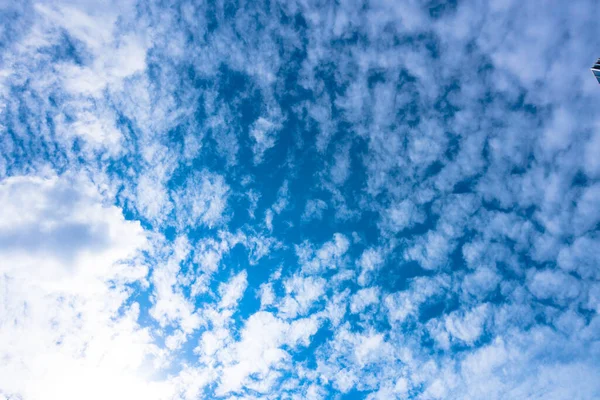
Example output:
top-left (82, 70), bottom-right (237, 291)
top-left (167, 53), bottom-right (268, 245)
top-left (1, 0), bottom-right (600, 399)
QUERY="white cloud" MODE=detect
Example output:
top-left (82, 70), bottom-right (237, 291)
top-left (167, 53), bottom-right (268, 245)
top-left (0, 174), bottom-right (147, 285)
top-left (528, 269), bottom-right (580, 304)
top-left (329, 143), bottom-right (351, 185)
top-left (263, 180), bottom-right (290, 231)
top-left (204, 97), bottom-right (240, 166)
top-left (302, 198), bottom-right (328, 222)
top-left (350, 287), bottom-right (379, 314)
top-left (35, 3), bottom-right (147, 96)
top-left (405, 231), bottom-right (451, 270)
top-left (279, 274), bottom-right (326, 319)
top-left (557, 234), bottom-right (600, 279)
top-left (0, 1), bottom-right (150, 156)
top-left (572, 183), bottom-right (600, 235)
top-left (272, 180), bottom-right (290, 214)
top-left (135, 171), bottom-right (173, 224)
top-left (357, 248), bottom-right (384, 286)
top-left (194, 231), bottom-right (244, 275)
top-left (259, 282), bottom-right (276, 308)
top-left (385, 275), bottom-right (450, 324)
top-left (149, 235), bottom-right (202, 333)
top-left (190, 230), bottom-right (276, 296)
top-left (461, 266), bottom-right (501, 301)
top-left (430, 304), bottom-right (490, 349)
top-left (317, 324), bottom-right (395, 393)
top-left (380, 199), bottom-right (426, 234)
top-left (173, 170), bottom-right (230, 229)
top-left (216, 311), bottom-right (319, 396)
top-left (452, 328), bottom-right (600, 399)
top-left (219, 270), bottom-right (248, 309)
top-left (297, 233), bottom-right (350, 275)
top-left (3, 0), bottom-right (600, 397)
top-left (249, 110), bottom-right (284, 164)
top-left (0, 174), bottom-right (174, 400)
top-left (265, 208), bottom-right (274, 231)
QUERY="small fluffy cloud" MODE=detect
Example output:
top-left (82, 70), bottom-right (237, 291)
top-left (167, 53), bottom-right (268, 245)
top-left (279, 274), bottom-right (326, 318)
top-left (173, 170), bottom-right (230, 229)
top-left (249, 108), bottom-right (284, 164)
top-left (350, 287), bottom-right (379, 314)
top-left (219, 270), bottom-right (248, 309)
top-left (216, 311), bottom-right (319, 395)
top-left (357, 248), bottom-right (384, 286)
top-left (302, 198), bottom-right (328, 221)
top-left (297, 233), bottom-right (350, 275)
top-left (528, 269), bottom-right (580, 304)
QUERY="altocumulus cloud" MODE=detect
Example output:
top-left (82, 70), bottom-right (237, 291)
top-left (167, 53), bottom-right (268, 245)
top-left (1, 0), bottom-right (600, 399)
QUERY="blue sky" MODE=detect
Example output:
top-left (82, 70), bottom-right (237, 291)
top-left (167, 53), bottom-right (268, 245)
top-left (1, 0), bottom-right (600, 399)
